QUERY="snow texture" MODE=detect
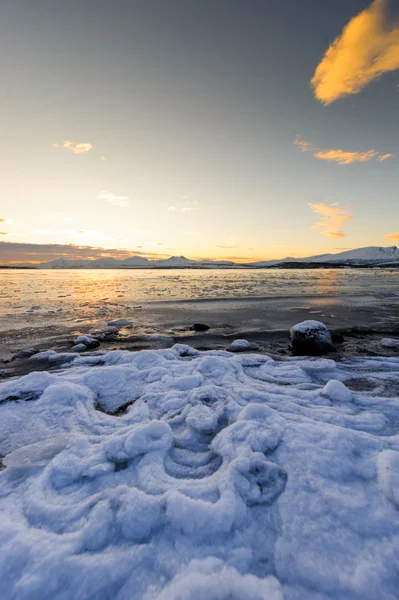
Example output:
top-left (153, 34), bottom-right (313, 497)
top-left (1, 345), bottom-right (399, 599)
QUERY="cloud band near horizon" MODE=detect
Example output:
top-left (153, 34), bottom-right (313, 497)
top-left (0, 242), bottom-right (170, 264)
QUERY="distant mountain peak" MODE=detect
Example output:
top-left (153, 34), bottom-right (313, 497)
top-left (36, 245), bottom-right (399, 269)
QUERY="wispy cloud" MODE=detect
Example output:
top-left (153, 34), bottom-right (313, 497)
top-left (168, 200), bottom-right (200, 213)
top-left (98, 191), bottom-right (130, 208)
top-left (384, 232), bottom-right (399, 241)
top-left (217, 245), bottom-right (238, 249)
top-left (311, 0), bottom-right (399, 105)
top-left (313, 148), bottom-right (393, 165)
top-left (294, 135), bottom-right (394, 165)
top-left (293, 137), bottom-right (312, 152)
top-left (52, 140), bottom-right (94, 154)
top-left (0, 232), bottom-right (7, 235)
top-left (309, 203), bottom-right (353, 238)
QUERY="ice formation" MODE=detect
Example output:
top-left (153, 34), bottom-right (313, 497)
top-left (1, 345), bottom-right (399, 599)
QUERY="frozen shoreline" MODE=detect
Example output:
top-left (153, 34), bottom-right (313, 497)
top-left (1, 344), bottom-right (399, 599)
top-left (1, 292), bottom-right (399, 364)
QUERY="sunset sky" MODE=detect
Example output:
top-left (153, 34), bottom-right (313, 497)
top-left (1, 0), bottom-right (399, 263)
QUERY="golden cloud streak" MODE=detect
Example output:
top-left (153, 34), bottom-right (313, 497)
top-left (63, 140), bottom-right (94, 154)
top-left (294, 135), bottom-right (394, 165)
top-left (309, 203), bottom-right (353, 238)
top-left (52, 141), bottom-right (94, 154)
top-left (311, 0), bottom-right (399, 104)
top-left (384, 232), bottom-right (399, 240)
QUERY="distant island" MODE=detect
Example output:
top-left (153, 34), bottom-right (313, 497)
top-left (1, 246), bottom-right (399, 270)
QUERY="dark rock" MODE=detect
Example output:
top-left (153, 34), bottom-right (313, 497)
top-left (290, 320), bottom-right (335, 356)
top-left (331, 333), bottom-right (345, 344)
top-left (11, 348), bottom-right (37, 361)
top-left (190, 323), bottom-right (210, 332)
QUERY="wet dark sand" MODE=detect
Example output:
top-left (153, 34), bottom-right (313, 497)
top-left (1, 294), bottom-right (399, 380)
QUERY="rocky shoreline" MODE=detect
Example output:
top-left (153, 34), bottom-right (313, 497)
top-left (1, 321), bottom-right (399, 381)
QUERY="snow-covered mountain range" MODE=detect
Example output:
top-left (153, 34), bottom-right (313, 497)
top-left (32, 246), bottom-right (399, 269)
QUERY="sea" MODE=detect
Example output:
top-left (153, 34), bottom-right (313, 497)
top-left (1, 268), bottom-right (399, 360)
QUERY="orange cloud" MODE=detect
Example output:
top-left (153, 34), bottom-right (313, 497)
top-left (0, 232), bottom-right (7, 235)
top-left (384, 232), bottom-right (399, 240)
top-left (52, 140), bottom-right (94, 154)
top-left (294, 135), bottom-right (394, 165)
top-left (313, 148), bottom-right (388, 165)
top-left (311, 0), bottom-right (399, 105)
top-left (309, 203), bottom-right (353, 238)
top-left (63, 140), bottom-right (94, 154)
top-left (293, 136), bottom-right (312, 152)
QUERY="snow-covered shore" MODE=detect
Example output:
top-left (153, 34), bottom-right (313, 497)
top-left (1, 345), bottom-right (399, 599)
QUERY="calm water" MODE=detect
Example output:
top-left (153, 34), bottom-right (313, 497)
top-left (1, 268), bottom-right (399, 332)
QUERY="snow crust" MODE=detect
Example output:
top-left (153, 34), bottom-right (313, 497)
top-left (290, 320), bottom-right (329, 335)
top-left (1, 345), bottom-right (399, 599)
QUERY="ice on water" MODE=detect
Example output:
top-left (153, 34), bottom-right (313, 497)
top-left (1, 345), bottom-right (399, 599)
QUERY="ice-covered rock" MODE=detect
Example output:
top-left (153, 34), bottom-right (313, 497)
top-left (11, 348), bottom-right (36, 360)
top-left (381, 338), bottom-right (399, 349)
top-left (100, 325), bottom-right (119, 335)
top-left (108, 319), bottom-right (133, 327)
top-left (290, 320), bottom-right (335, 355)
top-left (71, 343), bottom-right (87, 353)
top-left (227, 339), bottom-right (260, 352)
top-left (74, 335), bottom-right (99, 347)
top-left (29, 349), bottom-right (56, 360)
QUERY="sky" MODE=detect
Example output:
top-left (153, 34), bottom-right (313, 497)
top-left (0, 0), bottom-right (399, 264)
